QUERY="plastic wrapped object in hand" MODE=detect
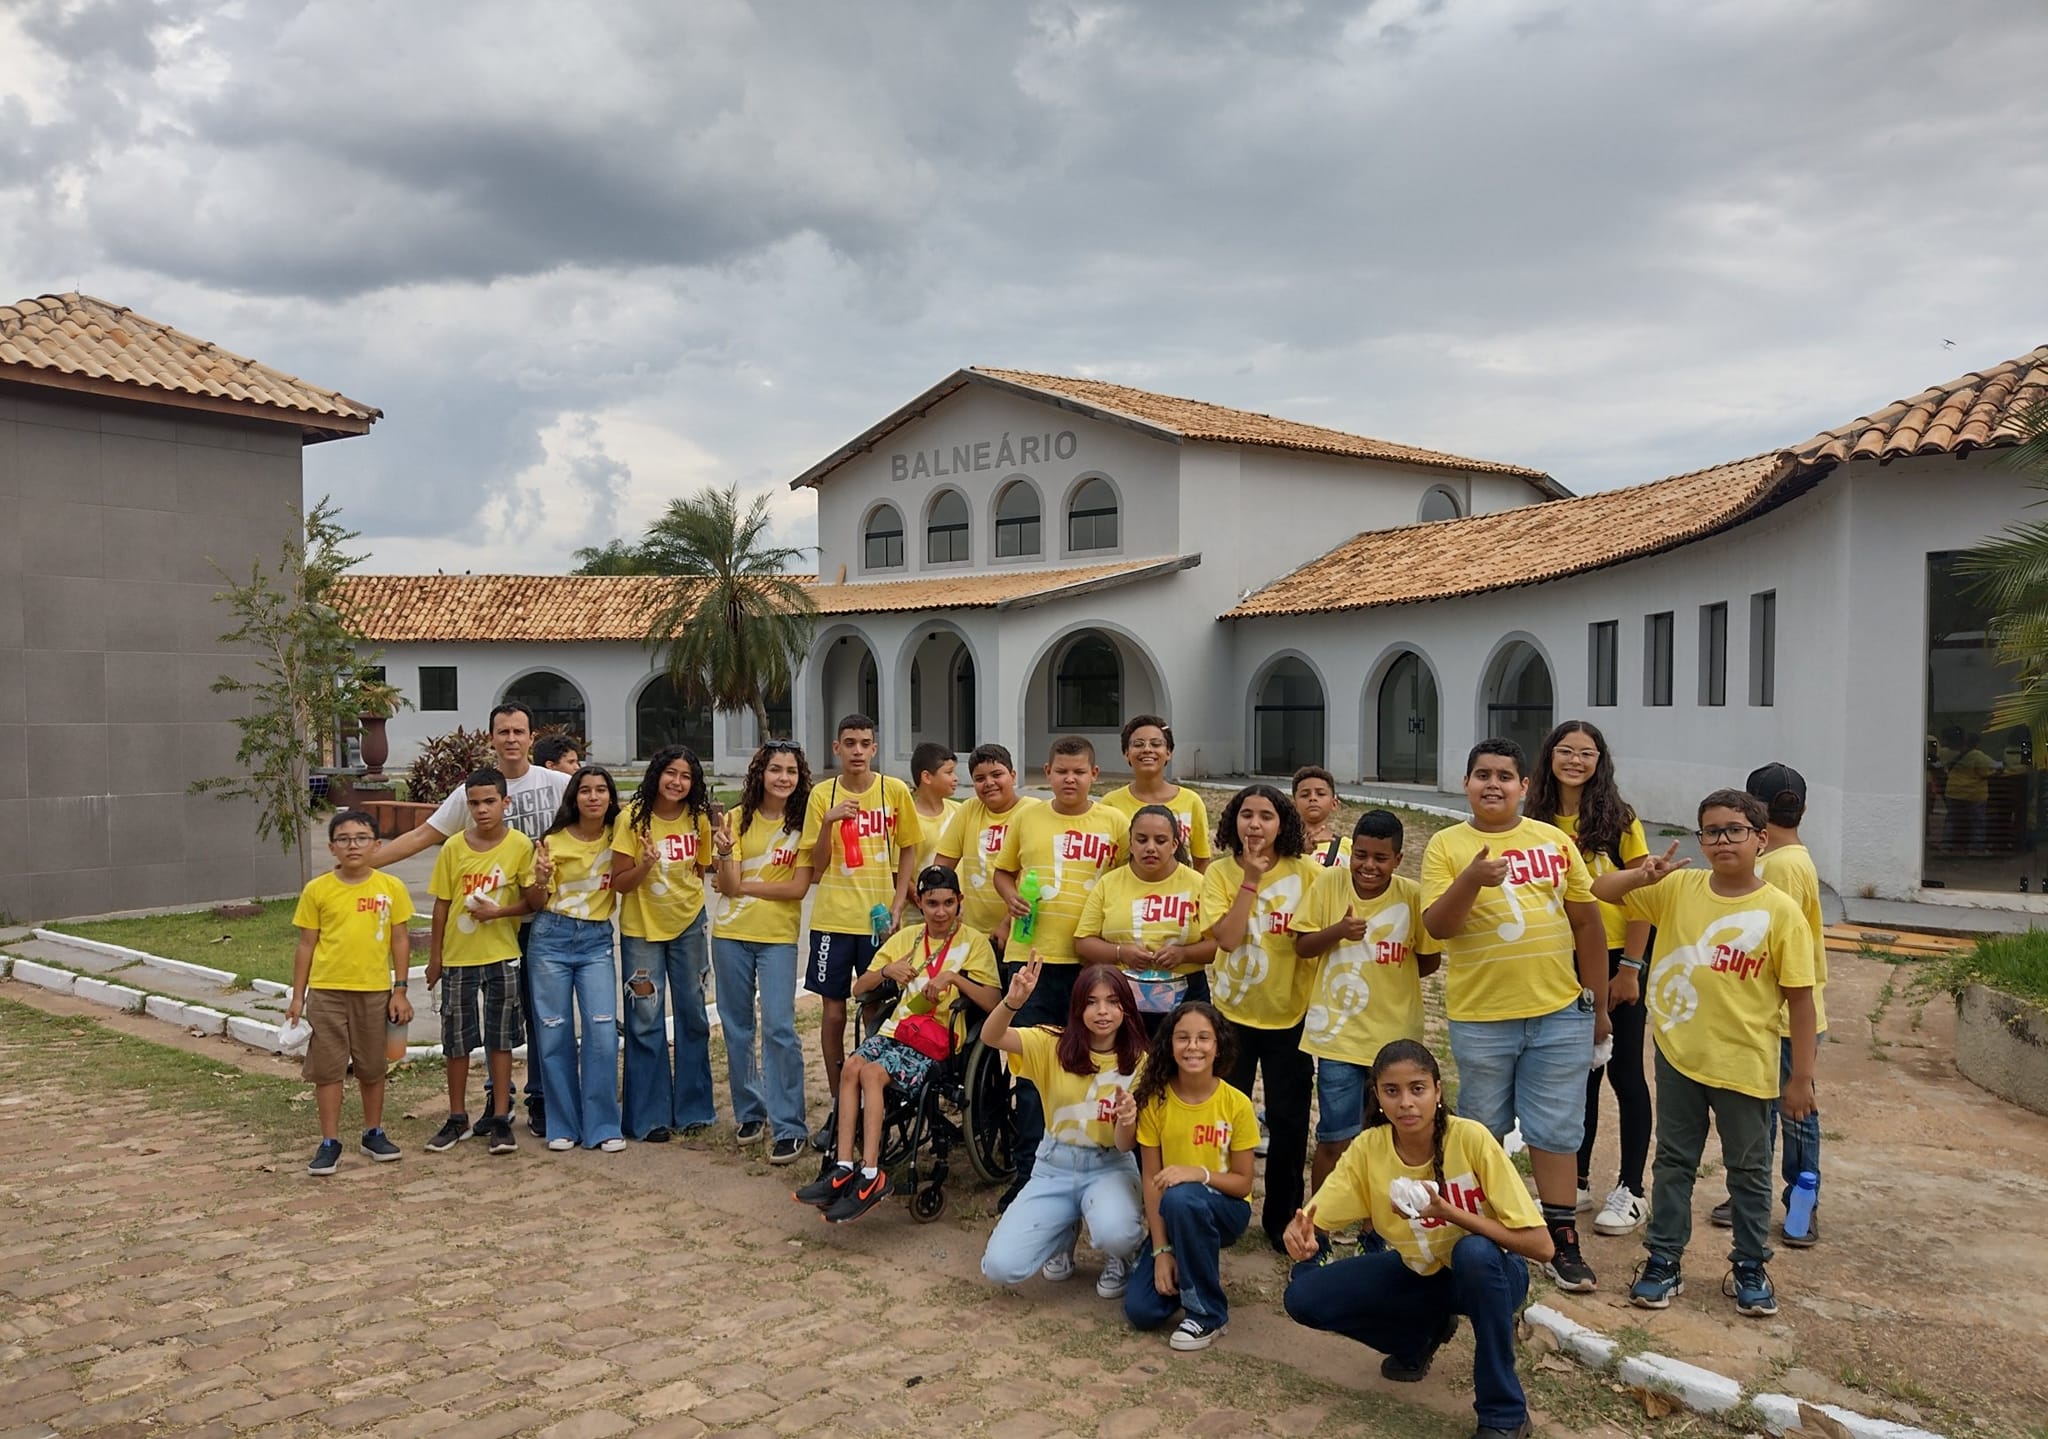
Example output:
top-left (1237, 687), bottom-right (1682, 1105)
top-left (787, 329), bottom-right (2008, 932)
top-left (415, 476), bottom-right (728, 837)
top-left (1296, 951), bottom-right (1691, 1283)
top-left (1389, 1177), bottom-right (1437, 1218)
top-left (1590, 1036), bottom-right (1613, 1071)
top-left (276, 1017), bottom-right (314, 1056)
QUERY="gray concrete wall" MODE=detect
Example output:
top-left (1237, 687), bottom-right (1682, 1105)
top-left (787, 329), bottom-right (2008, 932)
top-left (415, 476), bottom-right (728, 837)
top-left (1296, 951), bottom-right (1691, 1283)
top-left (0, 382), bottom-right (307, 921)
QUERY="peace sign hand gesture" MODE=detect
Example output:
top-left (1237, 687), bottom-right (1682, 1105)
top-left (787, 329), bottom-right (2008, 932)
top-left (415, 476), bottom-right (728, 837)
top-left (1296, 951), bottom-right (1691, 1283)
top-left (1004, 956), bottom-right (1043, 1012)
top-left (1283, 1202), bottom-right (1322, 1262)
top-left (1640, 840), bottom-right (1692, 883)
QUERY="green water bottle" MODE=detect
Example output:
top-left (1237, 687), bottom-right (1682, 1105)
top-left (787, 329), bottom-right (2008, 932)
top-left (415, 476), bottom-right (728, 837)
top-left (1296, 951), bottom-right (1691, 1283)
top-left (1011, 869), bottom-right (1042, 947)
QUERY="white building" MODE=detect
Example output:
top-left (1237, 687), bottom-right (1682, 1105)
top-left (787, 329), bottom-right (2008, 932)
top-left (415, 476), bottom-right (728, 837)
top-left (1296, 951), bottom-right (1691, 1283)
top-left (339, 349), bottom-right (2048, 924)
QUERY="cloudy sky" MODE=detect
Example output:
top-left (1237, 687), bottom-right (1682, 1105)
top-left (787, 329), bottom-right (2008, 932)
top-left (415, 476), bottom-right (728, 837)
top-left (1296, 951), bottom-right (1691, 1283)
top-left (4, 0), bottom-right (2045, 573)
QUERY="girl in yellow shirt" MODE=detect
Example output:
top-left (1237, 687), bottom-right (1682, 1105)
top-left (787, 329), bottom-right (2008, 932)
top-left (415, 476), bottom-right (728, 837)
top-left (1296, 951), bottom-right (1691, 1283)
top-left (1075, 805), bottom-right (1216, 1035)
top-left (528, 767), bottom-right (627, 1153)
top-left (1103, 714), bottom-right (1214, 871)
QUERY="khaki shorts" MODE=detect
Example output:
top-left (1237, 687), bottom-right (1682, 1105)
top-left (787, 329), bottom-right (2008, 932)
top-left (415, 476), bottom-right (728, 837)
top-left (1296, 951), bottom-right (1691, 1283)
top-left (304, 988), bottom-right (391, 1086)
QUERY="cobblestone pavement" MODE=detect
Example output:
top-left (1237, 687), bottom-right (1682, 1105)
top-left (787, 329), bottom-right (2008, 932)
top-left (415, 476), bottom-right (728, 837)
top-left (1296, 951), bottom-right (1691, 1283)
top-left (0, 994), bottom-right (1642, 1439)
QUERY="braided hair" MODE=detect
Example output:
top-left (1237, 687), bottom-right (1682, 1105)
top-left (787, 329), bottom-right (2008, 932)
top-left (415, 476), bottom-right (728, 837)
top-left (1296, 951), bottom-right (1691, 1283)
top-left (1362, 1038), bottom-right (1452, 1193)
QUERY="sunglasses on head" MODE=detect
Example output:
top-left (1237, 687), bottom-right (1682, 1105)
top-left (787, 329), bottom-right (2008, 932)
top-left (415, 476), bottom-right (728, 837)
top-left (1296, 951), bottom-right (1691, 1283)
top-left (761, 740), bottom-right (803, 754)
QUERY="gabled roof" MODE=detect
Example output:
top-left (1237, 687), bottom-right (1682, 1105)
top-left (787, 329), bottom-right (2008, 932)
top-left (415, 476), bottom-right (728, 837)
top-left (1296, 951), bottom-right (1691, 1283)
top-left (1229, 343), bottom-right (2048, 619)
top-left (0, 292), bottom-right (380, 442)
top-left (788, 366), bottom-right (1564, 496)
top-left (334, 556), bottom-right (1200, 642)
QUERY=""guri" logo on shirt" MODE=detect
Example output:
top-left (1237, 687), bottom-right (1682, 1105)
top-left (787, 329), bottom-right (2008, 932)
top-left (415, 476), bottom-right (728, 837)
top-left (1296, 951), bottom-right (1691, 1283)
top-left (1137, 893), bottom-right (1198, 925)
top-left (659, 832), bottom-right (700, 862)
top-left (1058, 831), bottom-right (1117, 864)
top-left (1502, 846), bottom-right (1569, 886)
top-left (1708, 944), bottom-right (1764, 980)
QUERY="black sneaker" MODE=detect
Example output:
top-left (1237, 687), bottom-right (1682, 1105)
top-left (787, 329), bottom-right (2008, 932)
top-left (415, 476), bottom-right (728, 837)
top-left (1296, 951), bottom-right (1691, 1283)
top-left (358, 1129), bottom-right (402, 1163)
top-left (795, 1163), bottom-right (857, 1208)
top-left (1543, 1223), bottom-right (1597, 1293)
top-left (736, 1120), bottom-right (768, 1145)
top-left (487, 1117), bottom-right (518, 1155)
top-left (1710, 1199), bottom-right (1733, 1228)
top-left (307, 1139), bottom-right (343, 1176)
top-left (810, 1121), bottom-right (835, 1152)
top-left (526, 1106), bottom-right (546, 1139)
top-left (768, 1137), bottom-right (805, 1166)
top-left (1474, 1425), bottom-right (1531, 1439)
top-left (823, 1169), bottom-right (892, 1223)
top-left (1380, 1313), bottom-right (1456, 1381)
top-left (1781, 1209), bottom-right (1819, 1248)
top-left (424, 1115), bottom-right (470, 1153)
top-left (642, 1126), bottom-right (672, 1143)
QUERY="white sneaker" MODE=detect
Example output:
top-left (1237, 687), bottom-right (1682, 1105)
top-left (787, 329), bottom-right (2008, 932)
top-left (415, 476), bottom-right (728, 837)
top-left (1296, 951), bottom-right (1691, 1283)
top-left (1575, 1183), bottom-right (1594, 1212)
top-left (1040, 1249), bottom-right (1075, 1282)
top-left (1095, 1254), bottom-right (1130, 1299)
top-left (1170, 1317), bottom-right (1225, 1351)
top-left (598, 1137), bottom-right (626, 1153)
top-left (1593, 1185), bottom-right (1648, 1236)
top-left (546, 1137), bottom-right (575, 1152)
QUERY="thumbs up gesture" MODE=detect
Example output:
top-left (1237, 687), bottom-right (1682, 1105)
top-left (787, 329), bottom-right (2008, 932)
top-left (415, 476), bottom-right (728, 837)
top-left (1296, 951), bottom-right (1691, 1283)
top-left (1465, 845), bottom-right (1510, 887)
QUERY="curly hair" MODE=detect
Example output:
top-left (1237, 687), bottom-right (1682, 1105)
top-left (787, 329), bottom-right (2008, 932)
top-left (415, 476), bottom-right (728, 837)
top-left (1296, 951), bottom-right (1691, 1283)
top-left (737, 742), bottom-right (811, 837)
top-left (1526, 719), bottom-right (1636, 866)
top-left (1214, 783), bottom-right (1306, 859)
top-left (627, 745), bottom-right (711, 831)
top-left (1362, 1038), bottom-right (1452, 1193)
top-left (1129, 1001), bottom-right (1237, 1118)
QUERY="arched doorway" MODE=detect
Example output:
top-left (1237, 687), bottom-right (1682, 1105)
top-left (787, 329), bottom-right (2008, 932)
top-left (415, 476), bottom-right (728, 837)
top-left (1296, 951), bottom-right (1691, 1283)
top-left (1253, 656), bottom-right (1325, 774)
top-left (1021, 626), bottom-right (1166, 769)
top-left (815, 632), bottom-right (880, 765)
top-left (1376, 651), bottom-right (1440, 785)
top-left (1483, 640), bottom-right (1554, 760)
top-left (909, 629), bottom-right (977, 755)
top-left (503, 671), bottom-right (586, 741)
top-left (634, 675), bottom-right (713, 759)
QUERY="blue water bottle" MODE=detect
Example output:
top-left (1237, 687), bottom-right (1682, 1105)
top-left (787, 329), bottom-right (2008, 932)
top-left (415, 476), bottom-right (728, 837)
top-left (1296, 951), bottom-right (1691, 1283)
top-left (869, 903), bottom-right (894, 944)
top-left (1783, 1169), bottom-right (1819, 1241)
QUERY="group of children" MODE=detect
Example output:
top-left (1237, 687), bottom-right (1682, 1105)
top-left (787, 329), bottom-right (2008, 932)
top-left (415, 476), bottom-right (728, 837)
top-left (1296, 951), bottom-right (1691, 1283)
top-left (287, 707), bottom-right (1828, 1439)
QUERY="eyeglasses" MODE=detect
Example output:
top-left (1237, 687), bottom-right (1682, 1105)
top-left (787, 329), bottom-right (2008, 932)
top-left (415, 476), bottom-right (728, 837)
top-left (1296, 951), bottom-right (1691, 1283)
top-left (1695, 825), bottom-right (1757, 844)
top-left (333, 835), bottom-right (376, 846)
top-left (1553, 749), bottom-right (1601, 763)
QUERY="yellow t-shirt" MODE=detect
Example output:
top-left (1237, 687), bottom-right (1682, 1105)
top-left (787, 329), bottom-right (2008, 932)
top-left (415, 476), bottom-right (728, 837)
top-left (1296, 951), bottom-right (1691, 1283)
top-left (1102, 785), bottom-right (1214, 862)
top-left (1076, 863), bottom-right (1206, 956)
top-left (1420, 818), bottom-right (1594, 1022)
top-left (1307, 1117), bottom-right (1543, 1276)
top-left (868, 923), bottom-right (1000, 1042)
top-left (1552, 812), bottom-right (1649, 951)
top-left (1200, 854), bottom-right (1319, 1030)
top-left (714, 810), bottom-right (806, 944)
top-left (1944, 749), bottom-right (1996, 803)
top-left (1136, 1079), bottom-right (1260, 1173)
top-left (614, 810), bottom-right (714, 941)
top-left (937, 795), bottom-right (1041, 935)
top-left (992, 801), bottom-right (1131, 964)
top-left (1619, 871), bottom-right (1817, 1099)
top-left (292, 870), bottom-right (415, 991)
top-left (1289, 869), bottom-right (1436, 1065)
top-left (429, 830), bottom-right (537, 968)
top-left (1005, 1026), bottom-right (1142, 1149)
top-left (1758, 844), bottom-right (1830, 1036)
top-left (799, 775), bottom-right (923, 936)
top-left (540, 822), bottom-right (620, 923)
top-left (910, 797), bottom-right (963, 877)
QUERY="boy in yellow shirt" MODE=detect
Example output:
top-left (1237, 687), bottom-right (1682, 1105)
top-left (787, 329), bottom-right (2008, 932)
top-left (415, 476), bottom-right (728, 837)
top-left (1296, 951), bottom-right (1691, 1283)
top-left (908, 741), bottom-right (962, 877)
top-left (286, 809), bottom-right (416, 1176)
top-left (424, 768), bottom-right (537, 1156)
top-left (1421, 738), bottom-right (1609, 1292)
top-left (992, 735), bottom-right (1130, 1203)
top-left (1103, 714), bottom-right (1213, 871)
top-left (1293, 766), bottom-right (1351, 869)
top-left (935, 743), bottom-right (1040, 950)
top-left (1595, 789), bottom-right (1817, 1318)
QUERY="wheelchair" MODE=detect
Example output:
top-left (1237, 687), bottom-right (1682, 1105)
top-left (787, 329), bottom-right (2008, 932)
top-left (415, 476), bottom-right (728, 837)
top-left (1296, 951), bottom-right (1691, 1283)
top-left (811, 989), bottom-right (1016, 1222)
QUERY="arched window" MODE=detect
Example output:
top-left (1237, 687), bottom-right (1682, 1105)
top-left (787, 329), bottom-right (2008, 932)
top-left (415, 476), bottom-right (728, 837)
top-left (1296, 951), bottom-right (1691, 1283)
top-left (503, 671), bottom-right (586, 742)
top-left (635, 675), bottom-right (712, 759)
top-left (1066, 477), bottom-right (1119, 553)
top-left (926, 490), bottom-right (970, 564)
top-left (864, 504), bottom-right (905, 570)
top-left (994, 479), bottom-right (1042, 558)
top-left (1418, 486), bottom-right (1463, 523)
top-left (1253, 657), bottom-right (1324, 773)
top-left (1483, 640), bottom-right (1554, 761)
top-left (1054, 633), bottom-right (1121, 728)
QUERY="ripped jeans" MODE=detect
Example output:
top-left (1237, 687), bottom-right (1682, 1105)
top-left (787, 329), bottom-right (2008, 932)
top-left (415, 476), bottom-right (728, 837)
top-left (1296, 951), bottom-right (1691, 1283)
top-left (620, 914), bottom-right (716, 1137)
top-left (528, 911), bottom-right (623, 1147)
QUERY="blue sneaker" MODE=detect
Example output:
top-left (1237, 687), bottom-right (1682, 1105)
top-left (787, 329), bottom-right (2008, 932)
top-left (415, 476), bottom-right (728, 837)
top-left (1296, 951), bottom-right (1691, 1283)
top-left (1628, 1253), bottom-right (1684, 1309)
top-left (307, 1139), bottom-right (343, 1177)
top-left (1724, 1260), bottom-right (1776, 1317)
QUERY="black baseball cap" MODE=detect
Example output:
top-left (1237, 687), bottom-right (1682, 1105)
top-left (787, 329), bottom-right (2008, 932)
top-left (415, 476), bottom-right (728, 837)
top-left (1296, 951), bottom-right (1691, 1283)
top-left (1744, 763), bottom-right (1806, 804)
top-left (915, 865), bottom-right (961, 896)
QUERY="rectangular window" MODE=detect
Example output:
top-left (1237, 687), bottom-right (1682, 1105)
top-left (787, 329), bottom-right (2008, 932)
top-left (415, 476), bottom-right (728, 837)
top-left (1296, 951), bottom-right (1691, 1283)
top-left (1749, 591), bottom-right (1776, 706)
top-left (995, 516), bottom-right (1041, 558)
top-left (1699, 602), bottom-right (1728, 706)
top-left (864, 531), bottom-right (904, 570)
top-left (1068, 508), bottom-right (1119, 552)
top-left (927, 524), bottom-right (969, 565)
top-left (419, 666), bottom-right (458, 712)
top-left (1644, 612), bottom-right (1673, 707)
top-left (1587, 620), bottom-right (1618, 707)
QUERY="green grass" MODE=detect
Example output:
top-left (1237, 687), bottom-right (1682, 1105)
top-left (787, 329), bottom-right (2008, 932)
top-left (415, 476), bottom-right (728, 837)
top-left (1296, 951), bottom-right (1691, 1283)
top-left (48, 901), bottom-right (305, 985)
top-left (1920, 929), bottom-right (2048, 1007)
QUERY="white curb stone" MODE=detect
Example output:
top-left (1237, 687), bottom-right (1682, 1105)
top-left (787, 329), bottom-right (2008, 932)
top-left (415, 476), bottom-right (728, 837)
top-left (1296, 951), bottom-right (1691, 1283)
top-left (1751, 1394), bottom-right (1946, 1439)
top-left (248, 978), bottom-right (290, 998)
top-left (143, 995), bottom-right (230, 1035)
top-left (225, 1015), bottom-right (284, 1050)
top-left (11, 958), bottom-right (79, 995)
top-left (1522, 1304), bottom-right (1616, 1367)
top-left (74, 976), bottom-right (147, 1012)
top-left (1617, 1353), bottom-right (1743, 1415)
top-left (30, 928), bottom-right (158, 964)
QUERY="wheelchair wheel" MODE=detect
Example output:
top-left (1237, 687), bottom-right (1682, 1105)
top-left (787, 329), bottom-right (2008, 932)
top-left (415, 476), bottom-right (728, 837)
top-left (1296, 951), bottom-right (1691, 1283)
top-left (909, 1183), bottom-right (947, 1223)
top-left (960, 1038), bottom-right (1016, 1185)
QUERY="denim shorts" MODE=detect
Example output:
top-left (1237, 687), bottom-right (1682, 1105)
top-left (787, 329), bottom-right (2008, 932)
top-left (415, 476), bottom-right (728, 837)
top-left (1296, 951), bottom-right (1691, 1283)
top-left (1314, 1057), bottom-right (1370, 1143)
top-left (1447, 999), bottom-right (1593, 1154)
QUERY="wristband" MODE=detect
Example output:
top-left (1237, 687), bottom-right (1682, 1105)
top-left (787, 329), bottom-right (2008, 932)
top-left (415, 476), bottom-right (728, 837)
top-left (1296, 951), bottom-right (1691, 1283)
top-left (1239, 883), bottom-right (1258, 895)
top-left (997, 997), bottom-right (1017, 1012)
top-left (1618, 957), bottom-right (1646, 973)
top-left (1155, 1242), bottom-right (1173, 1256)
top-left (1201, 1167), bottom-right (1211, 1188)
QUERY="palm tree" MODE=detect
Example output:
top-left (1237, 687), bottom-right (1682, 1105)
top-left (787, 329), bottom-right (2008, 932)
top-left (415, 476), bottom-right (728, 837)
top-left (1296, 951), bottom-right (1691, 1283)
top-left (571, 538), bottom-right (664, 575)
top-left (1958, 391), bottom-right (2048, 742)
top-left (641, 483), bottom-right (815, 740)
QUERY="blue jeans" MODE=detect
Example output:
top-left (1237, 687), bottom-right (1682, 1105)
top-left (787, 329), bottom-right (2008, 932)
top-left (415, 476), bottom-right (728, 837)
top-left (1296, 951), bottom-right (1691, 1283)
top-left (981, 1139), bottom-right (1144, 1284)
top-left (619, 915), bottom-right (715, 1137)
top-left (1285, 1234), bottom-right (1531, 1431)
top-left (1448, 999), bottom-right (1593, 1154)
top-left (712, 937), bottom-right (806, 1142)
top-left (1765, 1032), bottom-right (1824, 1205)
top-left (1125, 1182), bottom-right (1251, 1331)
top-left (528, 911), bottom-right (622, 1147)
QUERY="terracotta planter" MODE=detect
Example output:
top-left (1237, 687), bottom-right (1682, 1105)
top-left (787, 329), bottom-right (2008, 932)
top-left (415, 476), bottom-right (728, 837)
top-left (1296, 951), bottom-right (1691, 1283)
top-left (359, 715), bottom-right (391, 782)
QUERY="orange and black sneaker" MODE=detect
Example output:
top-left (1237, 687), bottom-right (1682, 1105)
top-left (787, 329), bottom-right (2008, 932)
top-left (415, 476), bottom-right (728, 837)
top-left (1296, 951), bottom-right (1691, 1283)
top-left (823, 1168), bottom-right (892, 1223)
top-left (794, 1163), bottom-right (856, 1209)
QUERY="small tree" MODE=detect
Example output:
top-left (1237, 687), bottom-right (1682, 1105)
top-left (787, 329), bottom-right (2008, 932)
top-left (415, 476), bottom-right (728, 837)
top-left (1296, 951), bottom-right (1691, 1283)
top-left (190, 498), bottom-right (379, 885)
top-left (641, 483), bottom-right (815, 740)
top-left (1958, 392), bottom-right (2048, 744)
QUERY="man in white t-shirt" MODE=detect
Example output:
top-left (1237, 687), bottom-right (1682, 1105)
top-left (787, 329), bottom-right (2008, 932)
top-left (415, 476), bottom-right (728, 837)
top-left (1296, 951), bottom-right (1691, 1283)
top-left (375, 702), bottom-right (569, 1134)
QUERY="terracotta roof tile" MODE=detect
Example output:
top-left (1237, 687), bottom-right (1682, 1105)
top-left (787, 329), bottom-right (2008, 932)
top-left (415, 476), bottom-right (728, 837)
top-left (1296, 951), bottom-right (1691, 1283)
top-left (334, 558), bottom-right (1197, 642)
top-left (0, 292), bottom-right (380, 435)
top-left (1795, 345), bottom-right (2048, 464)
